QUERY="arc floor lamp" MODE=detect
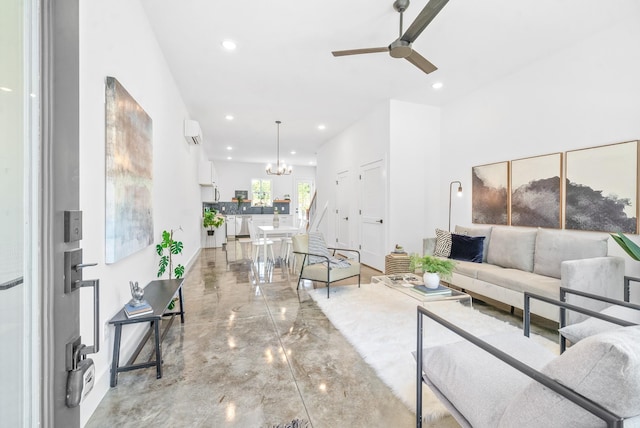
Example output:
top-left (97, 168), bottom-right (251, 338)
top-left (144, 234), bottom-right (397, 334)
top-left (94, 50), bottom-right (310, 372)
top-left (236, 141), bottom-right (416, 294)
top-left (449, 181), bottom-right (463, 231)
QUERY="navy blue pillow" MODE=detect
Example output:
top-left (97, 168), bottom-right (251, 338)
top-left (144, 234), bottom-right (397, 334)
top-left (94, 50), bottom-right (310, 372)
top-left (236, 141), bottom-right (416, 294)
top-left (450, 234), bottom-right (484, 263)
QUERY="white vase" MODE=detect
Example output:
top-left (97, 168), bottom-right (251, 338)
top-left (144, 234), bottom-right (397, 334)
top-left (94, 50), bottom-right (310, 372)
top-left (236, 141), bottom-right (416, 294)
top-left (423, 272), bottom-right (440, 289)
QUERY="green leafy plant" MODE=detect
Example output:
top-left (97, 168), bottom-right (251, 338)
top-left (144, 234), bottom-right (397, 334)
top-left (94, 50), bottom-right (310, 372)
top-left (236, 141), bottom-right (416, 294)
top-left (611, 232), bottom-right (640, 261)
top-left (409, 254), bottom-right (456, 280)
top-left (156, 229), bottom-right (185, 279)
top-left (236, 195), bottom-right (245, 209)
top-left (203, 209), bottom-right (225, 234)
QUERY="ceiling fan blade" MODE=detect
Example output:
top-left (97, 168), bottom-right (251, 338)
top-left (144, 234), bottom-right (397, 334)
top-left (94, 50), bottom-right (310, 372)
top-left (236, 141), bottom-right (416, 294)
top-left (405, 50), bottom-right (438, 74)
top-left (332, 47), bottom-right (388, 57)
top-left (401, 0), bottom-right (449, 43)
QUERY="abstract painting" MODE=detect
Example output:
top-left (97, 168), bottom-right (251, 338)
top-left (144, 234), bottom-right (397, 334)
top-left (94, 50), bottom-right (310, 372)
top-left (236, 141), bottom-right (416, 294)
top-left (565, 141), bottom-right (638, 233)
top-left (105, 76), bottom-right (154, 263)
top-left (472, 161), bottom-right (509, 225)
top-left (511, 153), bottom-right (562, 228)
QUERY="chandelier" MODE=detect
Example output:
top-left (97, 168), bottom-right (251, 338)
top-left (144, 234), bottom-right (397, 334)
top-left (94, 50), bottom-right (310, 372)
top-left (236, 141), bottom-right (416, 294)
top-left (266, 120), bottom-right (292, 175)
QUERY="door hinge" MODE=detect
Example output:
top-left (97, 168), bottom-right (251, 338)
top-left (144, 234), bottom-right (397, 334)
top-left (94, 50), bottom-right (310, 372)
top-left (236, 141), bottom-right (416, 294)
top-left (359, 209), bottom-right (362, 215)
top-left (359, 244), bottom-right (362, 250)
top-left (336, 180), bottom-right (338, 185)
top-left (336, 209), bottom-right (338, 214)
top-left (359, 174), bottom-right (362, 180)
top-left (336, 238), bottom-right (338, 243)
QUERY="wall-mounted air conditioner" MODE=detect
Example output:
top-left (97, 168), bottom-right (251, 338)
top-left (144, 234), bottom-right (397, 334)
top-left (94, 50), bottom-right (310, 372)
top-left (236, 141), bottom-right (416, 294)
top-left (184, 119), bottom-right (202, 145)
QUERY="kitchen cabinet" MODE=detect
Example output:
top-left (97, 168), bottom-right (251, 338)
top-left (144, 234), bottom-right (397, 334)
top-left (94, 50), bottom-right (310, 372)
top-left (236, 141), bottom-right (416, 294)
top-left (198, 160), bottom-right (217, 186)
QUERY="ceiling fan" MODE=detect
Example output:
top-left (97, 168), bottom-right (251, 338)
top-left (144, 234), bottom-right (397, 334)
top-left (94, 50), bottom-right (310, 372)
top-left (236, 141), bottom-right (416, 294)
top-left (332, 0), bottom-right (449, 75)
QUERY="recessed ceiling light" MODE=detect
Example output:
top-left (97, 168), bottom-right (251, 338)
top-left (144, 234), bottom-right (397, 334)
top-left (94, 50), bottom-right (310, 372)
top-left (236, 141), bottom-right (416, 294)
top-left (222, 39), bottom-right (237, 50)
top-left (0, 87), bottom-right (12, 92)
top-left (432, 82), bottom-right (444, 90)
top-left (290, 151), bottom-right (296, 155)
top-left (226, 146), bottom-right (232, 150)
top-left (317, 124), bottom-right (326, 130)
top-left (309, 161), bottom-right (314, 165)
top-left (225, 115), bottom-right (234, 121)
top-left (227, 156), bottom-right (232, 160)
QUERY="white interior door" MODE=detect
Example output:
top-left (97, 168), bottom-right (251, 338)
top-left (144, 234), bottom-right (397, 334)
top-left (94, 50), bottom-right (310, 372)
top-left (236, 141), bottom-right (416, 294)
top-left (359, 160), bottom-right (386, 270)
top-left (335, 171), bottom-right (350, 248)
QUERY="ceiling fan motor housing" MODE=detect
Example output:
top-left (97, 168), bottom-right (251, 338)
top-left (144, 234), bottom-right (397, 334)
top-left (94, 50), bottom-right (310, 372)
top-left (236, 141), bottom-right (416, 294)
top-left (393, 0), bottom-right (410, 13)
top-left (389, 39), bottom-right (412, 58)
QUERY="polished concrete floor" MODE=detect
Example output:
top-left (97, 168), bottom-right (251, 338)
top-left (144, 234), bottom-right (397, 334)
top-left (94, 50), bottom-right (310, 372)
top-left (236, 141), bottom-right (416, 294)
top-left (87, 240), bottom-right (557, 427)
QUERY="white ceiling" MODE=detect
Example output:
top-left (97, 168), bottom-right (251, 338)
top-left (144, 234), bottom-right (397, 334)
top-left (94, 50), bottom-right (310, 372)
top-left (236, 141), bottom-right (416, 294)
top-left (140, 0), bottom-right (639, 167)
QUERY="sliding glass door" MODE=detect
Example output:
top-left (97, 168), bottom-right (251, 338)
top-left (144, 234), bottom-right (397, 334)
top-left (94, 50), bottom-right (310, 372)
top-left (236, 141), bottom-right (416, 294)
top-left (0, 0), bottom-right (39, 425)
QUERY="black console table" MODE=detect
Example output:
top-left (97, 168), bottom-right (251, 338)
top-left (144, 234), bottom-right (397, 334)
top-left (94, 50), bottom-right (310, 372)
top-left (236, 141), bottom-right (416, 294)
top-left (109, 278), bottom-right (185, 387)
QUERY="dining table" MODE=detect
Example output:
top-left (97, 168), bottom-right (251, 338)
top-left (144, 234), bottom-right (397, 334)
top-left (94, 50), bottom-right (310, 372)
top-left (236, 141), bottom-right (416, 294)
top-left (257, 225), bottom-right (300, 264)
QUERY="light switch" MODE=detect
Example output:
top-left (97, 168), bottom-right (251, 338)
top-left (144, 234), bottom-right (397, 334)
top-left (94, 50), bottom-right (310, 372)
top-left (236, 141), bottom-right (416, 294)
top-left (221, 206), bottom-right (225, 211)
top-left (242, 206), bottom-right (246, 211)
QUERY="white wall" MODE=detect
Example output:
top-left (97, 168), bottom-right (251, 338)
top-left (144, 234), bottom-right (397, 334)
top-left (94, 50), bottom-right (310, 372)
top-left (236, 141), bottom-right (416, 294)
top-left (316, 102), bottom-right (390, 249)
top-left (389, 100), bottom-right (441, 255)
top-left (439, 17), bottom-right (640, 280)
top-left (440, 18), bottom-right (640, 223)
top-left (79, 0), bottom-right (202, 423)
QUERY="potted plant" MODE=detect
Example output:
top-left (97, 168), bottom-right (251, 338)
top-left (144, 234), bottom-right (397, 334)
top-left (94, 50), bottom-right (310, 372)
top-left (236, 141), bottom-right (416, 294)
top-left (203, 209), bottom-right (225, 236)
top-left (410, 254), bottom-right (456, 289)
top-left (156, 228), bottom-right (185, 309)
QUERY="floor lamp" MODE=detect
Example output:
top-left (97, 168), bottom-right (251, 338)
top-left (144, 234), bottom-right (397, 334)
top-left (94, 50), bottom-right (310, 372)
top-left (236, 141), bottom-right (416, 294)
top-left (448, 181), bottom-right (463, 231)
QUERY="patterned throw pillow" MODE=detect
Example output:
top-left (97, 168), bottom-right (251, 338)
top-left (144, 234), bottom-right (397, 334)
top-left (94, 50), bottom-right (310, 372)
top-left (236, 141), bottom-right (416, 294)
top-left (308, 232), bottom-right (331, 264)
top-left (434, 228), bottom-right (452, 257)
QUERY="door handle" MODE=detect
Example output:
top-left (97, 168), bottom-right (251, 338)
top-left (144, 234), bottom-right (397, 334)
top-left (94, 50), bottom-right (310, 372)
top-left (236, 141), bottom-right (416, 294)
top-left (377, 219), bottom-right (383, 224)
top-left (77, 279), bottom-right (100, 355)
top-left (343, 217), bottom-right (349, 221)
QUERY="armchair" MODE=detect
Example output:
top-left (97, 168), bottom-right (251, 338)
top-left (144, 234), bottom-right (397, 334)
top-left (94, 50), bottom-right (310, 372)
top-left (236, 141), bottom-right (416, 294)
top-left (292, 233), bottom-right (360, 298)
top-left (416, 305), bottom-right (640, 427)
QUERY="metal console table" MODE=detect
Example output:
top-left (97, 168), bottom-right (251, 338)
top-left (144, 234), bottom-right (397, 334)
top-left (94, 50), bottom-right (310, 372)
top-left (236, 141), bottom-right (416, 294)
top-left (109, 278), bottom-right (185, 387)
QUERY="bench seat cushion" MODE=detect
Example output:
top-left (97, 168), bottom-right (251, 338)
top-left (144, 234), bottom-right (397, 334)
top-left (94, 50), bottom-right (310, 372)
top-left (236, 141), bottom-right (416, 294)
top-left (421, 333), bottom-right (556, 428)
top-left (477, 268), bottom-right (561, 298)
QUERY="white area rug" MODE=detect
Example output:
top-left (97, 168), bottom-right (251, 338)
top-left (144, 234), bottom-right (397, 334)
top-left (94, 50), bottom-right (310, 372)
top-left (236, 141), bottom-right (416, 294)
top-left (308, 283), bottom-right (558, 423)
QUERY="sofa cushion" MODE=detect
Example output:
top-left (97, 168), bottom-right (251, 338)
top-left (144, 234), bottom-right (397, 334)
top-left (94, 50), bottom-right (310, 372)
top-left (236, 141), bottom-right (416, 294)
top-left (477, 268), bottom-right (560, 298)
top-left (421, 333), bottom-right (556, 428)
top-left (450, 234), bottom-right (484, 263)
top-left (455, 225), bottom-right (492, 262)
top-left (453, 259), bottom-right (504, 279)
top-left (559, 305), bottom-right (640, 344)
top-left (487, 228), bottom-right (537, 272)
top-left (533, 229), bottom-right (608, 279)
top-left (499, 326), bottom-right (640, 427)
top-left (434, 228), bottom-right (452, 257)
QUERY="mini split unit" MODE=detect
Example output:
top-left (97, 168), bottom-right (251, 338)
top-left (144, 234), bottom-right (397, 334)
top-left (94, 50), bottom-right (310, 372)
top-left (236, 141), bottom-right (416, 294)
top-left (184, 119), bottom-right (202, 145)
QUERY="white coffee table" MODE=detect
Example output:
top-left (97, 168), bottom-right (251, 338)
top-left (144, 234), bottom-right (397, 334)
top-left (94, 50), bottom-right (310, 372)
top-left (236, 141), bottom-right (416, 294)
top-left (372, 274), bottom-right (472, 307)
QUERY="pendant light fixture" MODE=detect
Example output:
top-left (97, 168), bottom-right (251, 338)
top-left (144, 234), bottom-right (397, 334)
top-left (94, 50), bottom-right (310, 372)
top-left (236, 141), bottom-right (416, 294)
top-left (266, 120), bottom-right (292, 175)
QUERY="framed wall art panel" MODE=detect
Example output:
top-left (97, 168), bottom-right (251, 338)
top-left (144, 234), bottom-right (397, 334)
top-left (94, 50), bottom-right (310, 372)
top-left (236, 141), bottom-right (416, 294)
top-left (472, 161), bottom-right (509, 225)
top-left (565, 140), bottom-right (638, 233)
top-left (510, 153), bottom-right (562, 228)
top-left (105, 76), bottom-right (154, 263)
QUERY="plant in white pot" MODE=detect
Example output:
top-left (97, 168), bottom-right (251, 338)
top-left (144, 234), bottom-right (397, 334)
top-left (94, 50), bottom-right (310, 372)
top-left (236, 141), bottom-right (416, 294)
top-left (203, 209), bottom-right (225, 236)
top-left (410, 254), bottom-right (456, 289)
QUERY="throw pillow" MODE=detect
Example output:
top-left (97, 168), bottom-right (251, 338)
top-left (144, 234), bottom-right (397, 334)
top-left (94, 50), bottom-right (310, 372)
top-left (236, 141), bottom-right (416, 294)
top-left (450, 234), bottom-right (485, 263)
top-left (454, 225), bottom-right (492, 262)
top-left (498, 326), bottom-right (640, 427)
top-left (308, 232), bottom-right (331, 264)
top-left (434, 228), bottom-right (452, 258)
top-left (559, 305), bottom-right (640, 344)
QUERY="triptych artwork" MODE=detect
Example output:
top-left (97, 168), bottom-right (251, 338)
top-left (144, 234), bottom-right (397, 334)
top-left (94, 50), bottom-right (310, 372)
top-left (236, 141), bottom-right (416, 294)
top-left (472, 141), bottom-right (638, 234)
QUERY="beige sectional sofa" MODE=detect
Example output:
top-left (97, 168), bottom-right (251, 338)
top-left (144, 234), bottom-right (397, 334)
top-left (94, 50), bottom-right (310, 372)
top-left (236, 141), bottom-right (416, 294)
top-left (423, 225), bottom-right (625, 322)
